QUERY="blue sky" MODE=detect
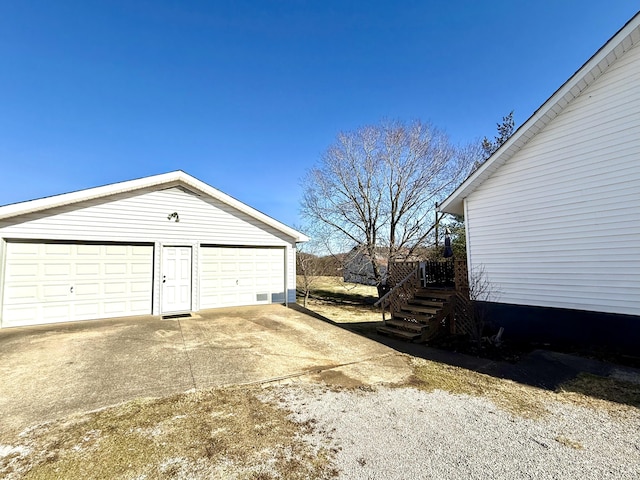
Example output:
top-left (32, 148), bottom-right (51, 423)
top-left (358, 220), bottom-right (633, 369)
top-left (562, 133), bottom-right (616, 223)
top-left (0, 1), bottom-right (637, 229)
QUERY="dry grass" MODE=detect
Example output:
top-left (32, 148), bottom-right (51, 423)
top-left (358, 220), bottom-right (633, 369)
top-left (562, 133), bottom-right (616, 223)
top-left (404, 358), bottom-right (640, 420)
top-left (299, 277), bottom-right (640, 419)
top-left (1, 387), bottom-right (337, 480)
top-left (405, 358), bottom-right (551, 418)
top-left (3, 360), bottom-right (639, 479)
top-left (299, 276), bottom-right (378, 300)
top-left (555, 373), bottom-right (640, 416)
top-left (302, 298), bottom-right (379, 324)
top-left (554, 435), bottom-right (583, 450)
top-left (297, 276), bottom-right (380, 324)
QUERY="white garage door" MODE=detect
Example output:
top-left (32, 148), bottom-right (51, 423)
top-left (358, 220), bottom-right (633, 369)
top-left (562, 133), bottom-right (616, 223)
top-left (1, 242), bottom-right (154, 328)
top-left (200, 247), bottom-right (285, 309)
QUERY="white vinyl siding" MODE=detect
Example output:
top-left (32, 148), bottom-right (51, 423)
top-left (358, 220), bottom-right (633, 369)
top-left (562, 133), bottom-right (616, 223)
top-left (199, 247), bottom-right (286, 309)
top-left (465, 42), bottom-right (640, 316)
top-left (0, 186), bottom-right (298, 320)
top-left (1, 242), bottom-right (153, 327)
top-left (0, 187), bottom-right (292, 246)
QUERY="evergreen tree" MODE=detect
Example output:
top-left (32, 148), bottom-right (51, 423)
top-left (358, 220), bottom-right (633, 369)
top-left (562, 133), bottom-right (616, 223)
top-left (481, 111), bottom-right (515, 160)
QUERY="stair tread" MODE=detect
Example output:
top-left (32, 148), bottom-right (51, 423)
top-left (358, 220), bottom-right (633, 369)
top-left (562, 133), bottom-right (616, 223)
top-left (385, 319), bottom-right (427, 332)
top-left (401, 305), bottom-right (440, 314)
top-left (415, 290), bottom-right (454, 300)
top-left (377, 326), bottom-right (422, 340)
top-left (395, 312), bottom-right (435, 323)
top-left (408, 299), bottom-right (445, 307)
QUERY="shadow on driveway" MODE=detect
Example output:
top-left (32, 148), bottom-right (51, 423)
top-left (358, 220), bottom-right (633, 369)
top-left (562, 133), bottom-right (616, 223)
top-left (290, 304), bottom-right (640, 408)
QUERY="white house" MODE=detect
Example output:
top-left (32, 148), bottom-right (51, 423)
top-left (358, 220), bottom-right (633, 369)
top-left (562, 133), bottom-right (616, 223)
top-left (342, 246), bottom-right (388, 286)
top-left (0, 171), bottom-right (308, 328)
top-left (439, 13), bottom-right (640, 352)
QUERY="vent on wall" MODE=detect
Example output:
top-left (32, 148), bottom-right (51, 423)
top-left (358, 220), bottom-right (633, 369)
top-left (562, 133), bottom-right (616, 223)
top-left (256, 293), bottom-right (269, 302)
top-left (162, 313), bottom-right (192, 320)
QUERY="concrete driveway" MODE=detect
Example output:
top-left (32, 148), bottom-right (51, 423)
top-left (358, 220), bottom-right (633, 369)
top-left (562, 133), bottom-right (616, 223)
top-left (0, 305), bottom-right (411, 435)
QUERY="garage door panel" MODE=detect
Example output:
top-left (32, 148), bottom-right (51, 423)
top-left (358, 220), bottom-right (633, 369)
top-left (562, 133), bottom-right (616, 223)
top-left (3, 305), bottom-right (37, 323)
top-left (42, 284), bottom-right (70, 300)
top-left (103, 301), bottom-right (127, 315)
top-left (2, 242), bottom-right (153, 328)
top-left (131, 281), bottom-right (152, 293)
top-left (3, 285), bottom-right (38, 304)
top-left (76, 263), bottom-right (101, 276)
top-left (131, 263), bottom-right (152, 275)
top-left (221, 262), bottom-right (237, 272)
top-left (44, 263), bottom-right (71, 277)
top-left (106, 245), bottom-right (127, 255)
top-left (8, 243), bottom-right (39, 256)
top-left (77, 244), bottom-right (101, 255)
top-left (45, 244), bottom-right (73, 256)
top-left (74, 302), bottom-right (100, 318)
top-left (130, 299), bottom-right (151, 312)
top-left (42, 304), bottom-right (71, 322)
top-left (131, 246), bottom-right (151, 256)
top-left (105, 263), bottom-right (127, 275)
top-left (103, 282), bottom-right (127, 295)
top-left (6, 263), bottom-right (39, 277)
top-left (238, 292), bottom-right (254, 303)
top-left (199, 247), bottom-right (285, 309)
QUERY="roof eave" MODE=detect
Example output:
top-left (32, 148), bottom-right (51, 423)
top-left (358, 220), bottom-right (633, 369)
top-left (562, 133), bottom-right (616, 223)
top-left (0, 170), bottom-right (309, 242)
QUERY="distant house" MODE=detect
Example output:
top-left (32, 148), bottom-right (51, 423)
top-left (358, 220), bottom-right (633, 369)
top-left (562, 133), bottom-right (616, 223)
top-left (0, 171), bottom-right (308, 328)
top-left (343, 246), bottom-right (388, 286)
top-left (439, 13), bottom-right (640, 353)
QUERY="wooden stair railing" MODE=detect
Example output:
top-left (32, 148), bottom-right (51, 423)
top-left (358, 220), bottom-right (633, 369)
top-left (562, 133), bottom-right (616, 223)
top-left (376, 288), bottom-right (455, 342)
top-left (374, 260), bottom-right (452, 342)
top-left (375, 259), bottom-right (470, 343)
top-left (374, 266), bottom-right (420, 322)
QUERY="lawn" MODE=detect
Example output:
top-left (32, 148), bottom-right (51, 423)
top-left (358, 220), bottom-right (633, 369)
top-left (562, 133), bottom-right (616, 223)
top-left (1, 387), bottom-right (336, 480)
top-left (296, 276), bottom-right (381, 324)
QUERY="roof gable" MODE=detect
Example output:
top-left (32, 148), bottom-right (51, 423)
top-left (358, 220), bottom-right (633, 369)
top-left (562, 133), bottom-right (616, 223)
top-left (440, 11), bottom-right (640, 216)
top-left (0, 171), bottom-right (308, 242)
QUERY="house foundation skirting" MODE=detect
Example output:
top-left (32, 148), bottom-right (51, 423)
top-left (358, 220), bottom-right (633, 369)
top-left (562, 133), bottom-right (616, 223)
top-left (478, 301), bottom-right (640, 357)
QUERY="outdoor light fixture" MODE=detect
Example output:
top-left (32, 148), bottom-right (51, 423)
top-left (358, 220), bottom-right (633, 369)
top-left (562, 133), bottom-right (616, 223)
top-left (167, 212), bottom-right (180, 222)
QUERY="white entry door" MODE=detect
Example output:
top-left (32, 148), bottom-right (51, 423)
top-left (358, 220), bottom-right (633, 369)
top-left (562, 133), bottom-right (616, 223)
top-left (162, 246), bottom-right (192, 313)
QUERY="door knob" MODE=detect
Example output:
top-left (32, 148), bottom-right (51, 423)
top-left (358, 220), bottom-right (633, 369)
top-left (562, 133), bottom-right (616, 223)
top-left (163, 275), bottom-right (166, 284)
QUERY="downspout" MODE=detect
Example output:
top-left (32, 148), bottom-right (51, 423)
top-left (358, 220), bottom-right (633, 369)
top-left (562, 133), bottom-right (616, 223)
top-left (284, 243), bottom-right (290, 307)
top-left (0, 238), bottom-right (6, 326)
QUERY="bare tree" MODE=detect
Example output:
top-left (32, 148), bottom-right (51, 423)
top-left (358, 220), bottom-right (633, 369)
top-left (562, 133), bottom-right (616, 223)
top-left (301, 120), bottom-right (475, 293)
top-left (296, 245), bottom-right (341, 308)
top-left (296, 250), bottom-right (321, 308)
top-left (466, 264), bottom-right (501, 347)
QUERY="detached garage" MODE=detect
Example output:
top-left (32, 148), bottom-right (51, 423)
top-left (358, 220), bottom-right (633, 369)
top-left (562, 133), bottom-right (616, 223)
top-left (0, 171), bottom-right (308, 328)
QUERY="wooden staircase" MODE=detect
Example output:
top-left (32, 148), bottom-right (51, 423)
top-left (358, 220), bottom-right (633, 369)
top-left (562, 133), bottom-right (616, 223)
top-left (377, 288), bottom-right (454, 342)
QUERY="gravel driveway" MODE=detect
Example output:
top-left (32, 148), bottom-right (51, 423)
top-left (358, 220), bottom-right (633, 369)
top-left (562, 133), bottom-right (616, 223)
top-left (265, 381), bottom-right (640, 480)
